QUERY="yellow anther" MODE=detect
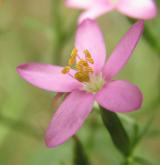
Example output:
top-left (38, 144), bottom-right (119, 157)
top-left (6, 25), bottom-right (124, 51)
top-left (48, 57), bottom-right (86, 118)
top-left (86, 57), bottom-right (94, 64)
top-left (61, 66), bottom-right (71, 74)
top-left (71, 48), bottom-right (78, 57)
top-left (76, 60), bottom-right (88, 71)
top-left (68, 48), bottom-right (78, 66)
top-left (74, 72), bottom-right (89, 82)
top-left (83, 49), bottom-right (94, 64)
top-left (61, 48), bottom-right (95, 83)
top-left (86, 66), bottom-right (93, 73)
top-left (78, 60), bottom-right (88, 66)
top-left (68, 58), bottom-right (75, 66)
top-left (76, 64), bottom-right (82, 72)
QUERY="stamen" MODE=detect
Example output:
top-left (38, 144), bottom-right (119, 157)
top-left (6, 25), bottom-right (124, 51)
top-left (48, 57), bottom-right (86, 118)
top-left (68, 58), bottom-right (75, 66)
top-left (61, 66), bottom-right (74, 78)
top-left (86, 66), bottom-right (93, 73)
top-left (71, 48), bottom-right (78, 57)
top-left (74, 72), bottom-right (89, 82)
top-left (83, 49), bottom-right (94, 64)
top-left (61, 48), bottom-right (95, 83)
top-left (68, 48), bottom-right (78, 66)
top-left (61, 66), bottom-right (71, 74)
top-left (76, 60), bottom-right (88, 71)
top-left (68, 72), bottom-right (74, 78)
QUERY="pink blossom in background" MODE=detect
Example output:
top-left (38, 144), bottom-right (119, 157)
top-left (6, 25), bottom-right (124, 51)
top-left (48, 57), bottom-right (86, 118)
top-left (17, 19), bottom-right (144, 148)
top-left (65, 0), bottom-right (157, 22)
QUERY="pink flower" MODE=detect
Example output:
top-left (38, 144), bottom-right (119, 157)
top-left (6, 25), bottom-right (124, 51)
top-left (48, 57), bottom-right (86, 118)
top-left (17, 19), bottom-right (143, 148)
top-left (65, 0), bottom-right (157, 22)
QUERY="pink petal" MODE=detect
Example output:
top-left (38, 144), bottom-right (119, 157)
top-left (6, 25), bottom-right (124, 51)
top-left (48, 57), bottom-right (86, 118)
top-left (65, 0), bottom-right (94, 9)
top-left (75, 19), bottom-right (106, 73)
top-left (117, 0), bottom-right (157, 19)
top-left (65, 0), bottom-right (112, 9)
top-left (103, 20), bottom-right (144, 80)
top-left (45, 90), bottom-right (95, 148)
top-left (17, 63), bottom-right (82, 92)
top-left (78, 5), bottom-right (113, 23)
top-left (96, 80), bottom-right (143, 112)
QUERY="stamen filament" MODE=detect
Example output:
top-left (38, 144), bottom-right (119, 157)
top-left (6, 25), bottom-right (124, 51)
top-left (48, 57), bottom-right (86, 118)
top-left (68, 72), bottom-right (74, 78)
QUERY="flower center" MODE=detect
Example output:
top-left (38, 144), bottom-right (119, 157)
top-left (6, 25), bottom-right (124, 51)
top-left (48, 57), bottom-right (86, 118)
top-left (83, 73), bottom-right (105, 93)
top-left (62, 48), bottom-right (105, 93)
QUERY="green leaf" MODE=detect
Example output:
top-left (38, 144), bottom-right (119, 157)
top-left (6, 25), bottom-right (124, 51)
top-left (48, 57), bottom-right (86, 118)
top-left (100, 106), bottom-right (130, 156)
top-left (73, 136), bottom-right (90, 165)
top-left (132, 115), bottom-right (154, 149)
top-left (133, 156), bottom-right (154, 165)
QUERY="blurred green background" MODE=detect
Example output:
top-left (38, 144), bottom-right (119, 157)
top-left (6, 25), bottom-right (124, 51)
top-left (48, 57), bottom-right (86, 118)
top-left (0, 0), bottom-right (160, 165)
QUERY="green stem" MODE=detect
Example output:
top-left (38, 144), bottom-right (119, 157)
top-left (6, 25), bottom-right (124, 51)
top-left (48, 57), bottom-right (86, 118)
top-left (123, 156), bottom-right (134, 165)
top-left (0, 113), bottom-right (42, 140)
top-left (72, 135), bottom-right (91, 165)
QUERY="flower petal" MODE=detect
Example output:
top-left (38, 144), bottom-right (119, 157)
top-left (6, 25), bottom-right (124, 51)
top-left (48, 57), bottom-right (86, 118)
top-left (96, 80), bottom-right (143, 112)
top-left (75, 19), bottom-right (106, 73)
top-left (117, 0), bottom-right (157, 19)
top-left (65, 0), bottom-right (93, 9)
top-left (65, 0), bottom-right (112, 9)
top-left (103, 20), bottom-right (144, 80)
top-left (45, 90), bottom-right (94, 148)
top-left (78, 5), bottom-right (113, 23)
top-left (17, 63), bottom-right (82, 92)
